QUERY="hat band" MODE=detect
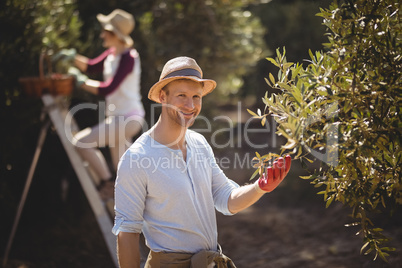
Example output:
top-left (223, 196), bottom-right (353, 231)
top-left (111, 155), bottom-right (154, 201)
top-left (163, 68), bottom-right (201, 80)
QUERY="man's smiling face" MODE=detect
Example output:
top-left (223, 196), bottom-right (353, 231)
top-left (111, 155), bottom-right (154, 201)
top-left (160, 79), bottom-right (203, 128)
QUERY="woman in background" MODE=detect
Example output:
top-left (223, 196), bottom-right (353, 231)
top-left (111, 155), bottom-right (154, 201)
top-left (58, 9), bottom-right (144, 199)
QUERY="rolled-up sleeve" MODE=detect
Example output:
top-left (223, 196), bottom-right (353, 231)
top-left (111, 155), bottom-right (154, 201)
top-left (206, 145), bottom-right (239, 216)
top-left (113, 150), bottom-right (147, 235)
top-left (212, 168), bottom-right (239, 216)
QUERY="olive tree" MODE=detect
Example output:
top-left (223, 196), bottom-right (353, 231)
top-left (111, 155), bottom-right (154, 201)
top-left (250, 0), bottom-right (401, 261)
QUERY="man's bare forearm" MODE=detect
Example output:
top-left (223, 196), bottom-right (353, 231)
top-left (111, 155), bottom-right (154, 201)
top-left (228, 183), bottom-right (265, 214)
top-left (117, 232), bottom-right (141, 268)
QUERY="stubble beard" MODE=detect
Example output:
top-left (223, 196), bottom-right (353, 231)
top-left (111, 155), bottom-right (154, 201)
top-left (168, 108), bottom-right (198, 128)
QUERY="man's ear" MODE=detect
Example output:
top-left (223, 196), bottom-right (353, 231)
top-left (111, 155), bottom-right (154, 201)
top-left (159, 90), bottom-right (166, 103)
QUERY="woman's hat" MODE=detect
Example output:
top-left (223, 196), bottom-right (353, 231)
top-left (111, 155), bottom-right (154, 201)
top-left (148, 56), bottom-right (217, 103)
top-left (97, 9), bottom-right (135, 47)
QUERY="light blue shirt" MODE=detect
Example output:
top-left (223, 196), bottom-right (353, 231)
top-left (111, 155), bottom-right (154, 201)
top-left (113, 128), bottom-right (239, 253)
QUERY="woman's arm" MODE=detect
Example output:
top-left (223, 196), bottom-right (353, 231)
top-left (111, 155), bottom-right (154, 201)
top-left (96, 50), bottom-right (135, 96)
top-left (81, 79), bottom-right (100, 95)
top-left (74, 54), bottom-right (89, 72)
top-left (77, 49), bottom-right (135, 96)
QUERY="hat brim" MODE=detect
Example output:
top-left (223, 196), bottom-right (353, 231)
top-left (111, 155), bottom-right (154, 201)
top-left (97, 14), bottom-right (133, 47)
top-left (148, 76), bottom-right (217, 103)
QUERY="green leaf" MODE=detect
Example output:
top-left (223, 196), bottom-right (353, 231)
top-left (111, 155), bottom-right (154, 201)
top-left (247, 109), bottom-right (258, 117)
top-left (278, 82), bottom-right (291, 91)
top-left (308, 49), bottom-right (314, 61)
top-left (264, 77), bottom-right (272, 87)
top-left (261, 116), bottom-right (266, 126)
top-left (326, 195), bottom-right (335, 208)
top-left (282, 139), bottom-right (297, 150)
top-left (269, 73), bottom-right (276, 85)
top-left (304, 157), bottom-right (314, 163)
top-left (249, 168), bottom-right (260, 181)
top-left (282, 62), bottom-right (294, 69)
top-left (276, 48), bottom-right (282, 62)
top-left (361, 242), bottom-right (370, 254)
top-left (372, 228), bottom-right (384, 232)
top-left (296, 146), bottom-right (303, 158)
top-left (266, 57), bottom-right (280, 68)
top-left (381, 247), bottom-right (396, 252)
top-left (378, 251), bottom-right (389, 262)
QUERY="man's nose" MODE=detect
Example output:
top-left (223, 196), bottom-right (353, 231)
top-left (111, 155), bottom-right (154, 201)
top-left (184, 97), bottom-right (194, 109)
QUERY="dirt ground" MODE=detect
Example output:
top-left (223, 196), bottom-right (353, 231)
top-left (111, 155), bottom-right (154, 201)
top-left (2, 112), bottom-right (402, 268)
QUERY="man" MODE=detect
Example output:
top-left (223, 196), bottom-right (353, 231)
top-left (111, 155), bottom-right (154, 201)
top-left (113, 56), bottom-right (291, 267)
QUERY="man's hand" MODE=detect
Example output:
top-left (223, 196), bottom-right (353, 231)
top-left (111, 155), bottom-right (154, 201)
top-left (255, 155), bottom-right (291, 193)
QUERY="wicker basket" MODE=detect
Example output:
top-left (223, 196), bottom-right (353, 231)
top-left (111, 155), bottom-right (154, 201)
top-left (19, 53), bottom-right (74, 98)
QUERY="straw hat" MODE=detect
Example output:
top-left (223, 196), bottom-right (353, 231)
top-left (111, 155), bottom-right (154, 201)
top-left (148, 56), bottom-right (217, 103)
top-left (97, 9), bottom-right (135, 47)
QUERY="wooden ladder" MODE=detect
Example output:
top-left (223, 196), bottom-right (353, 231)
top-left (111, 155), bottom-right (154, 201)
top-left (3, 94), bottom-right (118, 267)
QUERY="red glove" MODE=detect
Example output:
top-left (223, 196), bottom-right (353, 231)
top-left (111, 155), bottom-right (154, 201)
top-left (255, 155), bottom-right (291, 193)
